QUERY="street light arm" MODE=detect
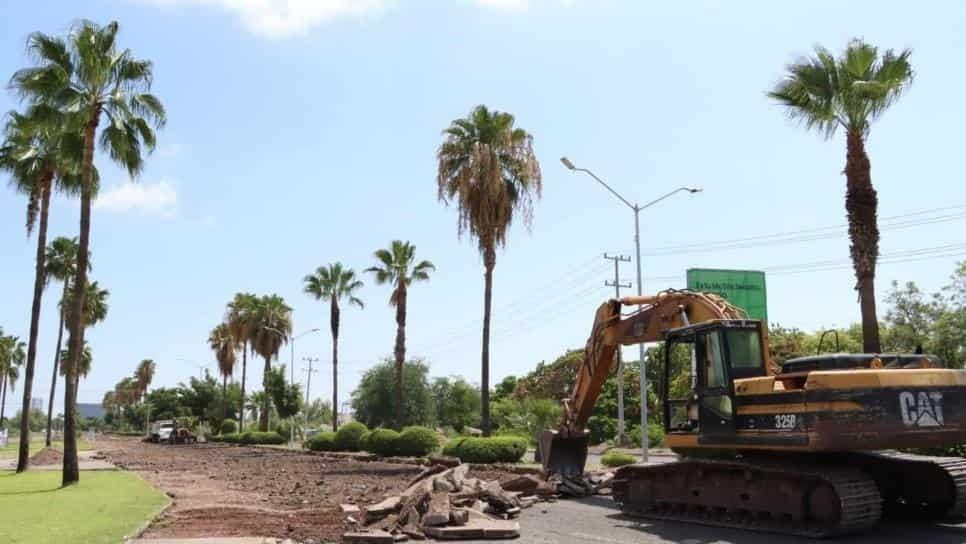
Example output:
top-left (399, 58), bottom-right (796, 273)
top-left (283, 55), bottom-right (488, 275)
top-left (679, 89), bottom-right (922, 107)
top-left (574, 167), bottom-right (637, 211)
top-left (639, 187), bottom-right (702, 211)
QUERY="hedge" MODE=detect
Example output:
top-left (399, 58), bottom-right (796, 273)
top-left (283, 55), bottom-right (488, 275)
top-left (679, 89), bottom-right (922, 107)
top-left (396, 426), bottom-right (439, 457)
top-left (305, 431), bottom-right (338, 451)
top-left (365, 428), bottom-right (401, 456)
top-left (601, 452), bottom-right (637, 468)
top-left (211, 431), bottom-right (285, 445)
top-left (220, 419), bottom-right (238, 435)
top-left (359, 430), bottom-right (373, 450)
top-left (629, 424), bottom-right (664, 448)
top-left (335, 422), bottom-right (369, 451)
top-left (442, 436), bottom-right (528, 463)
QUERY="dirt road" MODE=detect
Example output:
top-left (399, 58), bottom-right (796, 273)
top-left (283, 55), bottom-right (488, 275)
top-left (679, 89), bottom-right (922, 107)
top-left (98, 436), bottom-right (517, 543)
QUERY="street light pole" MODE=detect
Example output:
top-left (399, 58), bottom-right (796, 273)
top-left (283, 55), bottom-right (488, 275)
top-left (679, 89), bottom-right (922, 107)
top-left (264, 326), bottom-right (320, 446)
top-left (561, 156), bottom-right (701, 462)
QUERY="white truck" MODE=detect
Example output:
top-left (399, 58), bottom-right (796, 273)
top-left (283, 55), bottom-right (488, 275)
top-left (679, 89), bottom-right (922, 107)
top-left (150, 420), bottom-right (196, 444)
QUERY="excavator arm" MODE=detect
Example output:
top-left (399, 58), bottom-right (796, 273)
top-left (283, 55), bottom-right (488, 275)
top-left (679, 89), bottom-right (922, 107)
top-left (540, 289), bottom-right (751, 476)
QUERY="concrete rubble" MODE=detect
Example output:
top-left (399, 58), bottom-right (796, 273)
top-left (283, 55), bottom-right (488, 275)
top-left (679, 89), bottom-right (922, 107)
top-left (343, 461), bottom-right (617, 541)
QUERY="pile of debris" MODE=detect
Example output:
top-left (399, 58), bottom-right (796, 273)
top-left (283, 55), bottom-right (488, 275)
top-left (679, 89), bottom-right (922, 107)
top-left (548, 471), bottom-right (615, 498)
top-left (342, 463), bottom-right (555, 542)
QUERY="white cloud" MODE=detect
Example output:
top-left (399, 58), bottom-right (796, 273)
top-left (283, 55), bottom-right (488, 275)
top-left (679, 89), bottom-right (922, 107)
top-left (474, 0), bottom-right (529, 11)
top-left (140, 0), bottom-right (387, 38)
top-left (94, 179), bottom-right (178, 217)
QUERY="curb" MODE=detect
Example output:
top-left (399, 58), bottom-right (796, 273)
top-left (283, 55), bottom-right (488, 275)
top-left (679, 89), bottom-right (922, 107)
top-left (123, 473), bottom-right (174, 543)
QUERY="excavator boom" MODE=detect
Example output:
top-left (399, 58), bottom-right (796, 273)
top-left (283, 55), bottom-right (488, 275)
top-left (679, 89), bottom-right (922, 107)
top-left (540, 289), bottom-right (752, 476)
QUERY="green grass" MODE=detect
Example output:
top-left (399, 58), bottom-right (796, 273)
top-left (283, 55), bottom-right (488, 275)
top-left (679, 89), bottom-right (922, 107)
top-left (0, 470), bottom-right (169, 544)
top-left (0, 437), bottom-right (93, 459)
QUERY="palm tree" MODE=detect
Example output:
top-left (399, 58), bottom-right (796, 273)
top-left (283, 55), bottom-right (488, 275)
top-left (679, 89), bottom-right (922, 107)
top-left (134, 359), bottom-right (156, 401)
top-left (208, 323), bottom-right (237, 420)
top-left (1, 105), bottom-right (85, 472)
top-left (60, 281), bottom-right (108, 409)
top-left (59, 343), bottom-right (92, 382)
top-left (249, 295), bottom-right (292, 431)
top-left (12, 20), bottom-right (165, 484)
top-left (43, 236), bottom-right (87, 446)
top-left (365, 240), bottom-right (435, 428)
top-left (436, 104), bottom-right (542, 434)
top-left (303, 263), bottom-right (363, 431)
top-left (0, 333), bottom-right (26, 426)
top-left (769, 40), bottom-right (913, 353)
top-left (226, 293), bottom-right (258, 430)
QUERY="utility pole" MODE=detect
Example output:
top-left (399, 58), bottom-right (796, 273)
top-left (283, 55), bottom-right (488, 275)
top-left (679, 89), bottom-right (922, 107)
top-left (302, 357), bottom-right (319, 428)
top-left (604, 253), bottom-right (631, 445)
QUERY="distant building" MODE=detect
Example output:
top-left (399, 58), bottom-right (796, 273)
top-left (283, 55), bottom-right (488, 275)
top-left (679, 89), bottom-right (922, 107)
top-left (30, 397), bottom-right (43, 412)
top-left (76, 403), bottom-right (106, 420)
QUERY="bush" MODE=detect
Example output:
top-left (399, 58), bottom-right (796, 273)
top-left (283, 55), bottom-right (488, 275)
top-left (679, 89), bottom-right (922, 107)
top-left (587, 415), bottom-right (617, 445)
top-left (335, 422), bottom-right (369, 451)
top-left (442, 436), bottom-right (528, 463)
top-left (359, 430), bottom-right (373, 450)
top-left (239, 431), bottom-right (285, 445)
top-left (365, 428), bottom-right (401, 456)
top-left (629, 424), bottom-right (664, 448)
top-left (210, 432), bottom-right (240, 443)
top-left (396, 426), bottom-right (440, 457)
top-left (275, 420), bottom-right (301, 442)
top-left (305, 431), bottom-right (338, 451)
top-left (601, 452), bottom-right (637, 468)
top-left (220, 419), bottom-right (238, 435)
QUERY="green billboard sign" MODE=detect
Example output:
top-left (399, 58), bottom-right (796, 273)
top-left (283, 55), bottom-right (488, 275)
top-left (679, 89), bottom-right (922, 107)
top-left (686, 268), bottom-right (768, 322)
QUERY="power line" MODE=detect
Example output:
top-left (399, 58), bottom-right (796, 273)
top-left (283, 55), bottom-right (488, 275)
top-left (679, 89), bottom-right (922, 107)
top-left (642, 205), bottom-right (966, 256)
top-left (646, 243), bottom-right (966, 283)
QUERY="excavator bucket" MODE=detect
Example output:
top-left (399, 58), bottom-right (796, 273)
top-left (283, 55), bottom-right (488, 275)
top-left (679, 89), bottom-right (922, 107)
top-left (539, 430), bottom-right (589, 478)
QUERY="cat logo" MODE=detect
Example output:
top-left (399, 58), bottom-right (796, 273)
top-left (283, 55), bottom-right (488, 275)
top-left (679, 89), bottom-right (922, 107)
top-left (899, 391), bottom-right (944, 427)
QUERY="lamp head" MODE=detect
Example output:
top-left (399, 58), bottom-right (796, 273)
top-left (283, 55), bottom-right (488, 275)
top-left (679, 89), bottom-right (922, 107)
top-left (560, 157), bottom-right (576, 170)
top-left (687, 187), bottom-right (703, 193)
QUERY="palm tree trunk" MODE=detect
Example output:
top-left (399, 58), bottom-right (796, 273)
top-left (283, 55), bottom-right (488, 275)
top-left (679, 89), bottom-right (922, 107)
top-left (222, 374), bottom-right (228, 421)
top-left (394, 284), bottom-right (407, 429)
top-left (259, 355), bottom-right (271, 432)
top-left (481, 245), bottom-right (495, 437)
top-left (17, 172), bottom-right (52, 473)
top-left (1, 373), bottom-right (8, 425)
top-left (46, 281), bottom-right (68, 447)
top-left (845, 130), bottom-right (881, 353)
top-left (64, 109), bottom-right (99, 486)
top-left (240, 341), bottom-right (247, 431)
top-left (331, 299), bottom-right (340, 431)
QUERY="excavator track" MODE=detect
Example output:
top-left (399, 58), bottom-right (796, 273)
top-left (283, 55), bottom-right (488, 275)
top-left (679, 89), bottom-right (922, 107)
top-left (612, 459), bottom-right (882, 537)
top-left (842, 452), bottom-right (966, 521)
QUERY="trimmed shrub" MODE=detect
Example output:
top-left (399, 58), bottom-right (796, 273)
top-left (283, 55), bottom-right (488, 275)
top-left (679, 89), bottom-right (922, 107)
top-left (601, 452), bottom-right (637, 468)
top-left (240, 431), bottom-right (285, 445)
top-left (220, 419), bottom-right (238, 435)
top-left (305, 431), bottom-right (338, 451)
top-left (442, 436), bottom-right (528, 463)
top-left (396, 426), bottom-right (440, 457)
top-left (210, 432), bottom-right (240, 443)
top-left (359, 430), bottom-right (373, 450)
top-left (275, 421), bottom-right (301, 442)
top-left (365, 428), bottom-right (401, 456)
top-left (334, 421), bottom-right (369, 451)
top-left (629, 423), bottom-right (664, 448)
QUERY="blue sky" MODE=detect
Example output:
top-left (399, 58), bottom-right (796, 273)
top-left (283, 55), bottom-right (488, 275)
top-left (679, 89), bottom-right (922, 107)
top-left (2, 0), bottom-right (965, 415)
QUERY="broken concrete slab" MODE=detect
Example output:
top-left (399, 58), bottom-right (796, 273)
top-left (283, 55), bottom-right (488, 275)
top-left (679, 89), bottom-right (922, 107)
top-left (422, 518), bottom-right (520, 540)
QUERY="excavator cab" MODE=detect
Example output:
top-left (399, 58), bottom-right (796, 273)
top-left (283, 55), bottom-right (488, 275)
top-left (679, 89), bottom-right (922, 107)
top-left (663, 320), bottom-right (768, 439)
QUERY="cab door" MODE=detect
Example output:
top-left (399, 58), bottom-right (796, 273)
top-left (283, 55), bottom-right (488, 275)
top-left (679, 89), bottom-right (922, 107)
top-left (696, 329), bottom-right (736, 436)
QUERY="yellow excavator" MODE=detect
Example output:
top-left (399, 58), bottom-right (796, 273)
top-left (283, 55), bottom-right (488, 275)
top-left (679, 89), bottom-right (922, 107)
top-left (540, 289), bottom-right (966, 536)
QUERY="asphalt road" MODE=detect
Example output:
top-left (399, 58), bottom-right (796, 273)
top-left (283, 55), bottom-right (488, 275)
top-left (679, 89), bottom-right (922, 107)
top-left (500, 496), bottom-right (966, 544)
